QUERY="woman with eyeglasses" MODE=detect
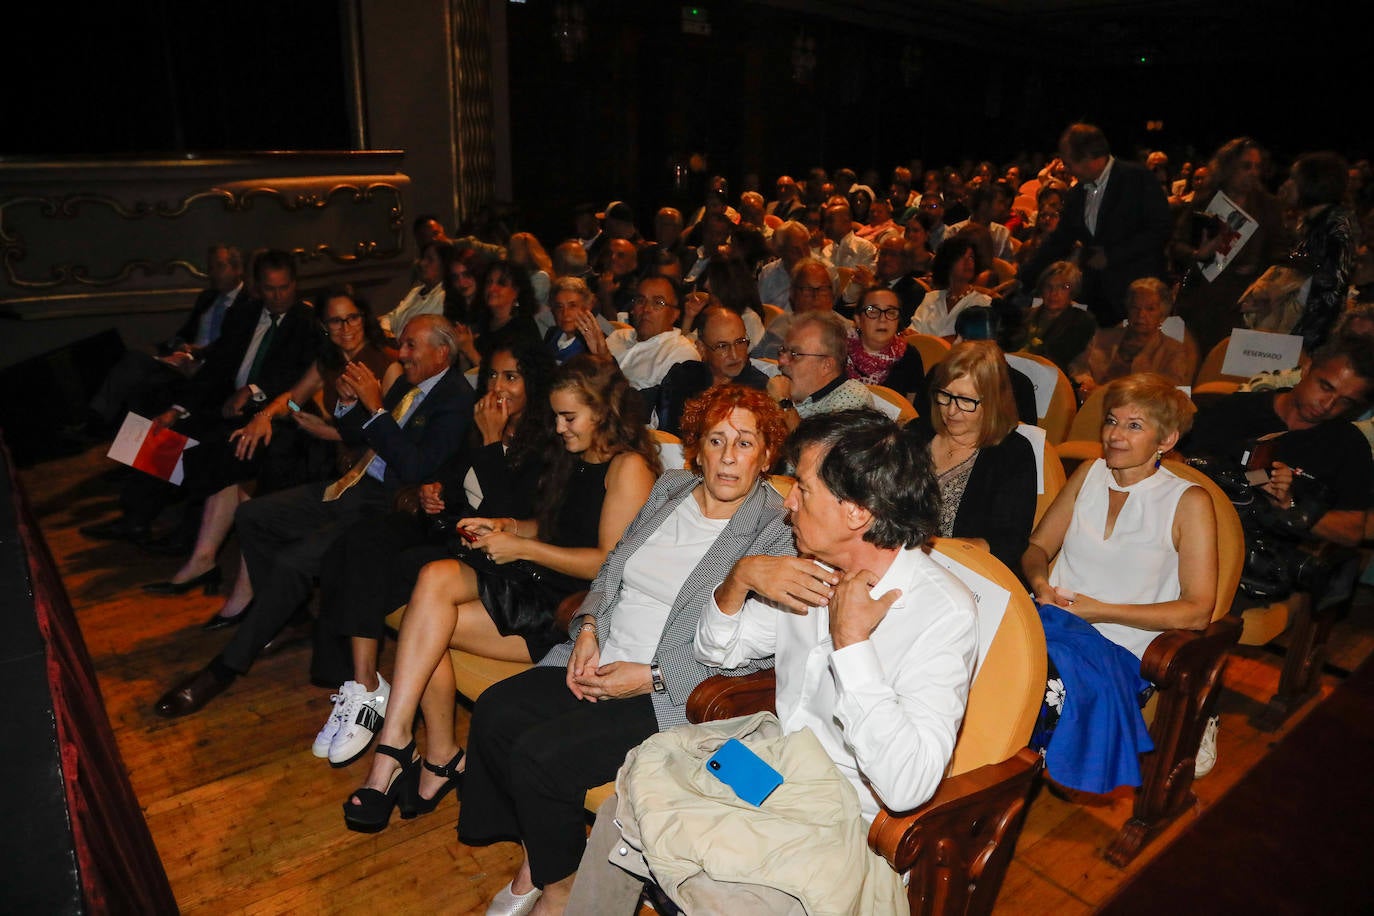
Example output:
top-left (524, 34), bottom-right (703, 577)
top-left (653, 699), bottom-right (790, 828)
top-left (846, 284), bottom-right (925, 402)
top-left (914, 340), bottom-right (1037, 570)
top-left (1018, 260), bottom-right (1098, 374)
top-left (308, 338), bottom-right (559, 766)
top-left (149, 288), bottom-right (400, 622)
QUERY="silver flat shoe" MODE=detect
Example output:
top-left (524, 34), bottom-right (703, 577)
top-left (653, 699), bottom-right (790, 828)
top-left (486, 880), bottom-right (542, 916)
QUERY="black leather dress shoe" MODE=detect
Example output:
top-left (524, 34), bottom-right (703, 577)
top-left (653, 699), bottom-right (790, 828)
top-left (79, 517), bottom-right (150, 543)
top-left (154, 667), bottom-right (234, 718)
top-left (201, 607), bottom-right (245, 631)
top-left (143, 567), bottom-right (224, 596)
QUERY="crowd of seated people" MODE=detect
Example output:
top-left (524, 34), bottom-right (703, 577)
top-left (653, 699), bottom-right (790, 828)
top-left (71, 118), bottom-right (1374, 914)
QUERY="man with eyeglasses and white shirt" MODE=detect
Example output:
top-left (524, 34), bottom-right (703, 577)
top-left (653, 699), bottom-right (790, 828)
top-left (601, 275), bottom-right (700, 406)
top-left (650, 307), bottom-right (770, 435)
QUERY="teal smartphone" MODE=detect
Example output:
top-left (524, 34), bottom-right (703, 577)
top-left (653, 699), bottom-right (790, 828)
top-left (706, 738), bottom-right (784, 806)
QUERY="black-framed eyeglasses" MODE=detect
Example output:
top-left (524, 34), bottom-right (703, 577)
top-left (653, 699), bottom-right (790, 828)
top-left (324, 313), bottom-right (363, 329)
top-left (777, 345), bottom-right (829, 361)
top-left (860, 304), bottom-right (900, 320)
top-left (705, 336), bottom-right (750, 354)
top-left (933, 388), bottom-right (981, 412)
top-left (631, 295), bottom-right (674, 310)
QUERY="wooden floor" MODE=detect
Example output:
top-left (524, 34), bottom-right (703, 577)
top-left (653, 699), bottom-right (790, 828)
top-left (21, 443), bottom-right (1374, 915)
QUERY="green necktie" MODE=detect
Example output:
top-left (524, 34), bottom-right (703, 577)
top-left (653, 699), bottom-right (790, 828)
top-left (246, 316), bottom-right (279, 385)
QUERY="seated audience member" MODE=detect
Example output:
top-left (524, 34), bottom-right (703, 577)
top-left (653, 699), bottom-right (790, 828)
top-left (152, 314), bottom-right (475, 718)
top-left (945, 180), bottom-right (1015, 261)
top-left (458, 387), bottom-right (793, 914)
top-left (682, 212), bottom-right (735, 289)
top-left (600, 276), bottom-right (700, 403)
top-left (652, 207), bottom-right (692, 274)
top-left (915, 340), bottom-right (1037, 570)
top-left (596, 238), bottom-right (642, 319)
top-left (309, 340), bottom-right (558, 765)
top-left (88, 243), bottom-right (247, 432)
top-left (146, 287), bottom-right (399, 609)
top-left (342, 355), bottom-right (660, 830)
top-left (543, 276), bottom-right (612, 364)
top-left (457, 260), bottom-right (542, 368)
top-left (1072, 278), bottom-right (1197, 402)
top-left (379, 240), bottom-right (452, 339)
top-left (903, 213), bottom-right (936, 278)
top-left (856, 234), bottom-right (924, 328)
top-left (685, 257), bottom-right (767, 347)
top-left (768, 174), bottom-right (803, 220)
top-left (653, 306), bottom-right (769, 436)
top-left (81, 250), bottom-right (318, 547)
top-left (906, 235), bottom-right (992, 338)
top-left (1018, 260), bottom-right (1098, 374)
top-left (1181, 335), bottom-right (1374, 549)
top-left (567, 408), bottom-right (978, 915)
top-left (552, 239), bottom-right (593, 283)
top-left (753, 257), bottom-right (848, 359)
top-left (769, 311), bottom-right (872, 430)
top-left (757, 221), bottom-right (828, 312)
top-left (845, 284), bottom-right (924, 402)
top-left (821, 199), bottom-right (879, 309)
top-left (444, 248), bottom-right (485, 328)
top-left (1024, 375), bottom-right (1217, 792)
top-left (508, 232), bottom-right (554, 310)
top-left (856, 193), bottom-right (899, 244)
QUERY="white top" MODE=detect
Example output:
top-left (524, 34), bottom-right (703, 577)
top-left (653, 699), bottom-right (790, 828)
top-left (600, 495), bottom-right (728, 665)
top-left (822, 231), bottom-right (878, 272)
top-left (606, 327), bottom-right (700, 390)
top-left (380, 283), bottom-right (447, 337)
top-left (695, 546), bottom-right (978, 823)
top-left (944, 219), bottom-right (1013, 260)
top-left (1049, 458), bottom-right (1194, 659)
top-left (907, 289), bottom-right (992, 338)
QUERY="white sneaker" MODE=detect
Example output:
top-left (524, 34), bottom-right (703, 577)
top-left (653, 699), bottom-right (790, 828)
top-left (1194, 715), bottom-right (1219, 778)
top-left (328, 674), bottom-right (390, 767)
top-left (312, 683), bottom-right (361, 758)
top-left (486, 881), bottom-right (541, 916)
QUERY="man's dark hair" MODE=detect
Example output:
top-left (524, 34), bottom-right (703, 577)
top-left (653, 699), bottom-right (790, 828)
top-left (954, 305), bottom-right (1001, 341)
top-left (253, 249), bottom-right (296, 284)
top-left (1292, 151), bottom-right (1350, 209)
top-left (1060, 122), bottom-right (1110, 163)
top-left (967, 183), bottom-right (996, 211)
top-left (991, 178), bottom-right (1016, 204)
top-left (1312, 332), bottom-right (1374, 391)
top-left (786, 409), bottom-right (940, 550)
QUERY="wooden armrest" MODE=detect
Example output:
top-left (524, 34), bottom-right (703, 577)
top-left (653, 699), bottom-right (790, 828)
top-left (686, 670), bottom-right (777, 724)
top-left (1140, 617), bottom-right (1240, 688)
top-left (554, 590), bottom-right (589, 633)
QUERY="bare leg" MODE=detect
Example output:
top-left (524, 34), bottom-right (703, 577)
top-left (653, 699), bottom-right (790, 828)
top-left (530, 874), bottom-right (576, 915)
top-left (350, 637), bottom-right (380, 692)
top-left (352, 559), bottom-right (530, 800)
top-left (170, 484), bottom-right (244, 583)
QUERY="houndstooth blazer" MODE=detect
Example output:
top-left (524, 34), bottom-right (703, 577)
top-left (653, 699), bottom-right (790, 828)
top-left (539, 469), bottom-right (795, 729)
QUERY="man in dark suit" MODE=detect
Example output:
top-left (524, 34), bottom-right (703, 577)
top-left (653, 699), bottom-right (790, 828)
top-left (87, 243), bottom-right (249, 429)
top-left (1019, 123), bottom-right (1172, 326)
top-left (154, 314), bottom-right (474, 717)
top-left (81, 249), bottom-right (319, 544)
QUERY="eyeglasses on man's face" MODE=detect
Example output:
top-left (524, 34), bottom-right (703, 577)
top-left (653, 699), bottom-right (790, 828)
top-left (792, 284), bottom-right (830, 297)
top-left (777, 345), bottom-right (829, 361)
top-left (933, 388), bottom-right (981, 412)
top-left (705, 336), bottom-right (750, 354)
top-left (860, 304), bottom-right (900, 321)
top-left (324, 312), bottom-right (364, 329)
top-left (631, 295), bottom-right (674, 311)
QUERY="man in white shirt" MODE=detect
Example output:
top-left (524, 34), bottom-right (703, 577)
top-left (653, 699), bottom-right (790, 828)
top-left (604, 276), bottom-right (699, 400)
top-left (756, 221), bottom-right (832, 311)
top-left (567, 408), bottom-right (978, 913)
top-left (821, 200), bottom-right (878, 306)
top-left (944, 181), bottom-right (1015, 261)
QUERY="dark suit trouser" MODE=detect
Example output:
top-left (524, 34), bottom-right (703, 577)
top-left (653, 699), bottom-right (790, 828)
top-left (459, 666), bottom-right (658, 887)
top-left (91, 350), bottom-right (185, 425)
top-left (218, 478), bottom-right (389, 673)
top-left (310, 511), bottom-right (445, 685)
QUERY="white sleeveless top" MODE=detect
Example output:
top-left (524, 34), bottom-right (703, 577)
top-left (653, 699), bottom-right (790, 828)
top-left (1049, 459), bottom-right (1193, 659)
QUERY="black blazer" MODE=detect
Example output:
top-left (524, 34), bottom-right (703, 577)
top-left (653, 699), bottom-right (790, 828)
top-left (1020, 160), bottom-right (1171, 324)
top-left (184, 299), bottom-right (319, 414)
top-left (914, 419), bottom-right (1037, 571)
top-left (173, 287), bottom-right (249, 346)
top-left (337, 367), bottom-right (475, 490)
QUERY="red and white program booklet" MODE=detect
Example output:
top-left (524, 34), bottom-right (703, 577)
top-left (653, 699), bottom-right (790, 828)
top-left (107, 414), bottom-right (198, 485)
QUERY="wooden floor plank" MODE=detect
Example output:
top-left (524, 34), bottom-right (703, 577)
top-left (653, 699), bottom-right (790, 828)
top-left (18, 443), bottom-right (1374, 914)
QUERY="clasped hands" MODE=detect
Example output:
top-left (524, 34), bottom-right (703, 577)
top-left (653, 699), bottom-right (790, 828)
top-left (566, 627), bottom-right (651, 702)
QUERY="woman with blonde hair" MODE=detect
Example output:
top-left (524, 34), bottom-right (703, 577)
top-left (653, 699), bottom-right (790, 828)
top-left (508, 231), bottom-right (555, 307)
top-left (915, 339), bottom-right (1037, 569)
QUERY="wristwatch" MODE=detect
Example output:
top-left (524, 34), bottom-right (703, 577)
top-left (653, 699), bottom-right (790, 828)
top-left (650, 663), bottom-right (666, 693)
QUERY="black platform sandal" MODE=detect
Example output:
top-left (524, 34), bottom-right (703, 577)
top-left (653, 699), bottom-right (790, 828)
top-left (403, 748), bottom-right (465, 819)
top-left (342, 740), bottom-right (418, 833)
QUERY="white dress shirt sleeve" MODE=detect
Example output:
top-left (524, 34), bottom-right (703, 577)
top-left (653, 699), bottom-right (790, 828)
top-left (693, 590), bottom-right (779, 668)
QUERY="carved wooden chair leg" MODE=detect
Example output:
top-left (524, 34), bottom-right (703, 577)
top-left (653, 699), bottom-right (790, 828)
top-left (1105, 617), bottom-right (1239, 867)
